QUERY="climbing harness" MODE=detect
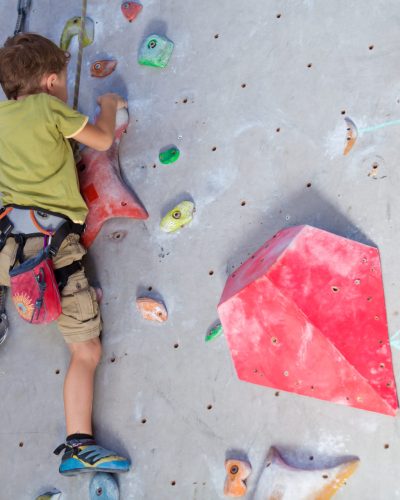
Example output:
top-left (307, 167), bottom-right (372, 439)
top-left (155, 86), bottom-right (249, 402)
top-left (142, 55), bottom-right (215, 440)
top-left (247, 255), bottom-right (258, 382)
top-left (14, 0), bottom-right (31, 35)
top-left (0, 207), bottom-right (84, 324)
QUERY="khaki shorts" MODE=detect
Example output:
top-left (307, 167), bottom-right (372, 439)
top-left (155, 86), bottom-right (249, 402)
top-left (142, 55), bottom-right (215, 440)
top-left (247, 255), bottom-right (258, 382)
top-left (0, 233), bottom-right (101, 343)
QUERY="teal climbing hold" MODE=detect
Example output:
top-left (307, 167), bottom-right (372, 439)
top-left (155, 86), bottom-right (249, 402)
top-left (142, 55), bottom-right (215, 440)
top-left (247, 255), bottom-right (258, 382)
top-left (159, 147), bottom-right (180, 164)
top-left (205, 323), bottom-right (223, 342)
top-left (138, 34), bottom-right (174, 68)
top-left (90, 472), bottom-right (119, 500)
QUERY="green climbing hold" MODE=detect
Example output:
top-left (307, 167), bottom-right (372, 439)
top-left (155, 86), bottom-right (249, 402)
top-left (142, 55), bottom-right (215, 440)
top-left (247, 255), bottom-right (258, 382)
top-left (60, 16), bottom-right (95, 51)
top-left (159, 147), bottom-right (180, 164)
top-left (205, 323), bottom-right (223, 342)
top-left (160, 201), bottom-right (195, 233)
top-left (138, 34), bottom-right (174, 68)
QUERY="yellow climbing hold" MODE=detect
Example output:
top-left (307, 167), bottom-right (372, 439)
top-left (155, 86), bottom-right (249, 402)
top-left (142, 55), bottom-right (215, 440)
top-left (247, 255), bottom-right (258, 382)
top-left (160, 201), bottom-right (195, 233)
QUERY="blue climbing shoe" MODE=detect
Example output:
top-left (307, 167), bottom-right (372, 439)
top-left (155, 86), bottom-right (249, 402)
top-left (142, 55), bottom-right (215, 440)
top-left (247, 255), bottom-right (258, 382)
top-left (54, 439), bottom-right (131, 476)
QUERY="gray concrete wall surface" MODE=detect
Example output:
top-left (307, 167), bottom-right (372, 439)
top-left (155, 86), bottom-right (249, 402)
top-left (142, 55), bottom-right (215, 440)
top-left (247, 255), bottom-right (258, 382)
top-left (1, 0), bottom-right (400, 498)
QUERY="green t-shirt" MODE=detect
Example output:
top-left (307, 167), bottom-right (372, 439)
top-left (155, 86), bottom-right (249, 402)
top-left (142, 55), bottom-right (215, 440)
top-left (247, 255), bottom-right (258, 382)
top-left (0, 93), bottom-right (89, 223)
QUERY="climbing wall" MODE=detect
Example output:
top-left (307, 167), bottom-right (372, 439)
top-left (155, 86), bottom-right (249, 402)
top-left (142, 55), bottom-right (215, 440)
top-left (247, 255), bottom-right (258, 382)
top-left (1, 0), bottom-right (400, 498)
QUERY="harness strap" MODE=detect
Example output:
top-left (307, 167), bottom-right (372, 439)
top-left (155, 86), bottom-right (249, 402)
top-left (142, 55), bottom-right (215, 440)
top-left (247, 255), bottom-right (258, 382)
top-left (14, 233), bottom-right (26, 264)
top-left (55, 260), bottom-right (83, 292)
top-left (0, 214), bottom-right (14, 252)
top-left (47, 220), bottom-right (85, 257)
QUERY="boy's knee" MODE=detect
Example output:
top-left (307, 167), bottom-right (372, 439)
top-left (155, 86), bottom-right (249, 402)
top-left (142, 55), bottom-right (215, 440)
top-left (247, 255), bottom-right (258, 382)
top-left (69, 337), bottom-right (102, 367)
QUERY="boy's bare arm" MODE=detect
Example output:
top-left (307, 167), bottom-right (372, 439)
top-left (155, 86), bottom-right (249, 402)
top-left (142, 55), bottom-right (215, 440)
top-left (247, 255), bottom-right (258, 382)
top-left (73, 93), bottom-right (127, 151)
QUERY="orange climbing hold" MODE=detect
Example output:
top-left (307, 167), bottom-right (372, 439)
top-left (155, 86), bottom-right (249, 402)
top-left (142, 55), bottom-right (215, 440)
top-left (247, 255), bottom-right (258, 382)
top-left (90, 59), bottom-right (117, 78)
top-left (136, 297), bottom-right (168, 323)
top-left (224, 459), bottom-right (252, 497)
top-left (78, 109), bottom-right (148, 248)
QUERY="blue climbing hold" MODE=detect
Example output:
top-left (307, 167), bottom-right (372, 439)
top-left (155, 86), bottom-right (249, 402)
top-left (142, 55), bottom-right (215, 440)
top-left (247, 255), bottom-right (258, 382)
top-left (90, 472), bottom-right (119, 500)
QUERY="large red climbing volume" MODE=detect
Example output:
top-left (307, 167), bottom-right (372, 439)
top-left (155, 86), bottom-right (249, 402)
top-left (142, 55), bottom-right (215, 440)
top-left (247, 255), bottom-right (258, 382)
top-left (78, 109), bottom-right (148, 248)
top-left (218, 225), bottom-right (398, 416)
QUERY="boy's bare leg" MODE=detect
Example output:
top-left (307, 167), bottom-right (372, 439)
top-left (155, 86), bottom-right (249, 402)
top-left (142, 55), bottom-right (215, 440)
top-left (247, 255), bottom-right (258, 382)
top-left (64, 337), bottom-right (102, 435)
top-left (55, 335), bottom-right (129, 475)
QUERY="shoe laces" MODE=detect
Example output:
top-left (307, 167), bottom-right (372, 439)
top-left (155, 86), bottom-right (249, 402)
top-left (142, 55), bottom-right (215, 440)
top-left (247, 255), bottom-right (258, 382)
top-left (53, 439), bottom-right (95, 456)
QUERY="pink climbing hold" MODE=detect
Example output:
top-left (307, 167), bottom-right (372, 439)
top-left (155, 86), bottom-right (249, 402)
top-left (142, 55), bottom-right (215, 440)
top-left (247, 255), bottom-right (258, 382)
top-left (78, 109), bottom-right (148, 248)
top-left (121, 1), bottom-right (142, 22)
top-left (218, 225), bottom-right (399, 416)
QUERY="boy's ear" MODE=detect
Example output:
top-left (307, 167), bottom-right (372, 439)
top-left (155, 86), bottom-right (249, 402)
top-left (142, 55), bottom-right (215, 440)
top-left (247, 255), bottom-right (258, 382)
top-left (43, 73), bottom-right (58, 93)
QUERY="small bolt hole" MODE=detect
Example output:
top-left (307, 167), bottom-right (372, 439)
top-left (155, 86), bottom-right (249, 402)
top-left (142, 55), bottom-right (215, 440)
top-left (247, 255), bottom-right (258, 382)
top-left (241, 201), bottom-right (246, 206)
top-left (322, 474), bottom-right (328, 479)
top-left (307, 63), bottom-right (312, 68)
top-left (19, 442), bottom-right (24, 447)
top-left (209, 270), bottom-right (214, 276)
top-left (331, 286), bottom-right (340, 293)
top-left (96, 487), bottom-right (103, 496)
top-left (309, 456), bottom-right (314, 460)
top-left (121, 201), bottom-right (127, 206)
top-left (174, 343), bottom-right (179, 349)
top-left (55, 369), bottom-right (60, 375)
top-left (241, 83), bottom-right (247, 88)
top-left (276, 13), bottom-right (281, 18)
top-left (271, 337), bottom-right (278, 345)
top-left (369, 44), bottom-right (374, 50)
top-left (230, 465), bottom-right (239, 474)
top-left (171, 481), bottom-right (176, 486)
top-left (341, 110), bottom-right (346, 115)
top-left (306, 182), bottom-right (312, 188)
top-left (110, 357), bottom-right (116, 363)
top-left (384, 443), bottom-right (389, 449)
top-left (183, 98), bottom-right (188, 104)
top-left (207, 404), bottom-right (213, 410)
top-left (275, 391), bottom-right (280, 397)
top-left (276, 127), bottom-right (281, 132)
top-left (141, 418), bottom-right (147, 424)
top-left (380, 363), bottom-right (385, 369)
top-left (214, 34), bottom-right (219, 39)
top-left (212, 146), bottom-right (217, 151)
top-left (148, 286), bottom-right (152, 291)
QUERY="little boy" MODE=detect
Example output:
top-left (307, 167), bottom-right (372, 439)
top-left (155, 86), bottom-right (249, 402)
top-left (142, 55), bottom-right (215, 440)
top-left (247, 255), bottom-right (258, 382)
top-left (0, 33), bottom-right (131, 476)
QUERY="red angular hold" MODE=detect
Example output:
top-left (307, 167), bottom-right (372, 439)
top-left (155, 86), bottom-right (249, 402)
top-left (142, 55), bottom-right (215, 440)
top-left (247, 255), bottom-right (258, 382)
top-left (79, 109), bottom-right (148, 248)
top-left (218, 225), bottom-right (398, 416)
top-left (121, 1), bottom-right (142, 22)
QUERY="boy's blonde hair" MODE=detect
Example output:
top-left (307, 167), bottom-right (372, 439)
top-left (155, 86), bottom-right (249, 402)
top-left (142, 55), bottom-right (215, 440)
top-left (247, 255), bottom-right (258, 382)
top-left (0, 33), bottom-right (70, 100)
